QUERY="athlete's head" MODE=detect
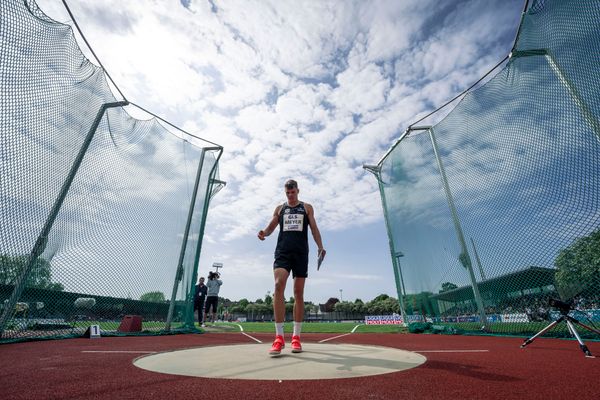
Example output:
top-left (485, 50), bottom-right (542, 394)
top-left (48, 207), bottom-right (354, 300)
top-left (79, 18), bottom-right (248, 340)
top-left (284, 179), bottom-right (299, 201)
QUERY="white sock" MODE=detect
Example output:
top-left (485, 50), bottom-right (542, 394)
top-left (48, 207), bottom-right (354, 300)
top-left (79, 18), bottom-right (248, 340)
top-left (293, 322), bottom-right (302, 337)
top-left (275, 322), bottom-right (284, 337)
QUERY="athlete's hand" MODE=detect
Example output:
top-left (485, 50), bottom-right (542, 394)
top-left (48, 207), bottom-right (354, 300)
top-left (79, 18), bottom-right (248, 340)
top-left (257, 230), bottom-right (266, 241)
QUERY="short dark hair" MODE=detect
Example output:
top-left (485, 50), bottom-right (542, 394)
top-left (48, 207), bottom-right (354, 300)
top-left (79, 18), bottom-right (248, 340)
top-left (284, 179), bottom-right (298, 189)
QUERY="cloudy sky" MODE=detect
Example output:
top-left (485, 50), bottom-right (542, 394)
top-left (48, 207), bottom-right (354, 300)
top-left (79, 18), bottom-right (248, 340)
top-left (36, 0), bottom-right (525, 304)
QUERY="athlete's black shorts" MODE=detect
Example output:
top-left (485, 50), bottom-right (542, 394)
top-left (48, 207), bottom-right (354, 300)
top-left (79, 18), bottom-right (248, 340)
top-left (273, 251), bottom-right (308, 278)
top-left (205, 296), bottom-right (219, 313)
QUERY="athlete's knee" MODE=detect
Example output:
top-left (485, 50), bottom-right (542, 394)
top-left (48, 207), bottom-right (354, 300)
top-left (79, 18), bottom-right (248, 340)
top-left (274, 279), bottom-right (286, 295)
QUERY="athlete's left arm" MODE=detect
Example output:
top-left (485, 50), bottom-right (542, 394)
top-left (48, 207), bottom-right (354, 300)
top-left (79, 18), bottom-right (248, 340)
top-left (306, 203), bottom-right (326, 257)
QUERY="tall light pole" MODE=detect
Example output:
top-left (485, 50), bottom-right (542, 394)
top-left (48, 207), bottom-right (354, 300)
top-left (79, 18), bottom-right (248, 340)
top-left (339, 289), bottom-right (343, 302)
top-left (394, 251), bottom-right (408, 325)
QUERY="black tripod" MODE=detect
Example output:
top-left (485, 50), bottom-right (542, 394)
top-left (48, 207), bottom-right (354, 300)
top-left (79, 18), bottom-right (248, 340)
top-left (520, 299), bottom-right (600, 357)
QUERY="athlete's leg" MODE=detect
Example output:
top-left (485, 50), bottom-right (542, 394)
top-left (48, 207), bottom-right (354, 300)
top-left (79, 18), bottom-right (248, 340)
top-left (273, 268), bottom-right (290, 323)
top-left (293, 277), bottom-right (306, 322)
top-left (290, 277), bottom-right (306, 353)
top-left (269, 268), bottom-right (290, 354)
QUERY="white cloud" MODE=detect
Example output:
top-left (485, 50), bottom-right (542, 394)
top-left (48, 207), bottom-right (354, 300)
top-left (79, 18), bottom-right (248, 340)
top-left (27, 0), bottom-right (525, 302)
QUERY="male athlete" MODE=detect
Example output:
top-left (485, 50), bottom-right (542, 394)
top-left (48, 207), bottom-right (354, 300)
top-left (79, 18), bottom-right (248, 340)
top-left (258, 179), bottom-right (326, 355)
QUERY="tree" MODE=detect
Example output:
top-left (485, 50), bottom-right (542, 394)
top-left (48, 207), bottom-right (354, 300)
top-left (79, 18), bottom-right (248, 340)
top-left (439, 282), bottom-right (458, 293)
top-left (285, 301), bottom-right (294, 313)
top-left (264, 294), bottom-right (273, 305)
top-left (246, 302), bottom-right (271, 316)
top-left (366, 296), bottom-right (399, 314)
top-left (229, 304), bottom-right (244, 314)
top-left (140, 291), bottom-right (166, 303)
top-left (401, 291), bottom-right (438, 315)
top-left (333, 301), bottom-right (354, 313)
top-left (0, 254), bottom-right (64, 290)
top-left (372, 294), bottom-right (389, 302)
top-left (554, 228), bottom-right (600, 297)
top-left (305, 303), bottom-right (319, 313)
top-left (238, 298), bottom-right (249, 308)
top-left (352, 299), bottom-right (366, 313)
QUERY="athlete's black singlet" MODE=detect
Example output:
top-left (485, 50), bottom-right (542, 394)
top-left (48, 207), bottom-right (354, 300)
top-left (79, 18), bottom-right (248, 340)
top-left (275, 202), bottom-right (309, 254)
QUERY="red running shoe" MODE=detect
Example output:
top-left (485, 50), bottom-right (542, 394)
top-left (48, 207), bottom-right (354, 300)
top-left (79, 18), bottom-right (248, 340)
top-left (291, 335), bottom-right (302, 353)
top-left (269, 335), bottom-right (285, 355)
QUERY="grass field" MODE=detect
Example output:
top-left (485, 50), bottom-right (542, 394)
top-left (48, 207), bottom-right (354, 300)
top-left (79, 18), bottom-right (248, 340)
top-left (207, 321), bottom-right (408, 334)
top-left (71, 320), bottom-right (597, 338)
top-left (206, 321), bottom-right (600, 338)
top-left (72, 321), bottom-right (185, 331)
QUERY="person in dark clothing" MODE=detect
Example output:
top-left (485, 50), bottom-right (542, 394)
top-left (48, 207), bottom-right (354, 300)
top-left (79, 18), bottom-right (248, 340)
top-left (203, 271), bottom-right (223, 325)
top-left (194, 277), bottom-right (208, 327)
top-left (258, 179), bottom-right (325, 355)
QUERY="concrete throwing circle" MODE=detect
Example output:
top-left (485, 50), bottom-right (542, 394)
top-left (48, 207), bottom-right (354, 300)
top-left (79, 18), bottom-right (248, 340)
top-left (134, 343), bottom-right (426, 380)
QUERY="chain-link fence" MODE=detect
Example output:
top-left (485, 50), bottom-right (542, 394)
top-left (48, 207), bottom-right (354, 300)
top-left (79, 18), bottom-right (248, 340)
top-left (368, 0), bottom-right (600, 337)
top-left (0, 0), bottom-right (223, 342)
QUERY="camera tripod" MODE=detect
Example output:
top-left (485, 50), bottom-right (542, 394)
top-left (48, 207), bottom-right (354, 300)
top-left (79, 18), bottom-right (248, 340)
top-left (520, 301), bottom-right (600, 358)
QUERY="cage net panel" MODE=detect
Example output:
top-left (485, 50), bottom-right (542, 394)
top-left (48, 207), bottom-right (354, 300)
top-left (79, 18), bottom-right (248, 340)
top-left (0, 0), bottom-right (220, 342)
top-left (378, 0), bottom-right (600, 336)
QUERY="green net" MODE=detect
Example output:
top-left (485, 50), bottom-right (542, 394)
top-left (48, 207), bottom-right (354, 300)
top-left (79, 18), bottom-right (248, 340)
top-left (0, 0), bottom-right (223, 342)
top-left (371, 0), bottom-right (600, 337)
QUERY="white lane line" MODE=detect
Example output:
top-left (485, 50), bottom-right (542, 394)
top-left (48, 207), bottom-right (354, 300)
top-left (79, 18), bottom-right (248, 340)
top-left (235, 323), bottom-right (262, 343)
top-left (319, 333), bottom-right (352, 343)
top-left (81, 351), bottom-right (157, 354)
top-left (241, 332), bottom-right (262, 343)
top-left (319, 324), bottom-right (362, 343)
top-left (416, 350), bottom-right (489, 353)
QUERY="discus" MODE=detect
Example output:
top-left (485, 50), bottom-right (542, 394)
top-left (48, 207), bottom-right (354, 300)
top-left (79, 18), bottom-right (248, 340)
top-left (317, 250), bottom-right (325, 270)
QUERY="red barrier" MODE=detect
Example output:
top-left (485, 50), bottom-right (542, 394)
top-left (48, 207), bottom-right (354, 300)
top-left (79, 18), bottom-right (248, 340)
top-left (117, 315), bottom-right (142, 332)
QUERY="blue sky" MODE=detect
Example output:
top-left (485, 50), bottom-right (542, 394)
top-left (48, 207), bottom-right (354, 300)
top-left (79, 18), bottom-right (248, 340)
top-left (36, 0), bottom-right (525, 304)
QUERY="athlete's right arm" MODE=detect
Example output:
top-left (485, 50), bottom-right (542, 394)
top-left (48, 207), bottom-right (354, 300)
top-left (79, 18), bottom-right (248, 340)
top-left (257, 205), bottom-right (281, 241)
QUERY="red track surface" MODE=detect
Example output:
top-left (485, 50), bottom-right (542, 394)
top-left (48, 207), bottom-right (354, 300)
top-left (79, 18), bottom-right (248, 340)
top-left (1, 333), bottom-right (598, 400)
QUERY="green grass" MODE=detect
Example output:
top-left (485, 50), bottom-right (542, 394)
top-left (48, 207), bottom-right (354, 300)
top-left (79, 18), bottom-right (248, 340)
top-left (72, 321), bottom-right (184, 331)
top-left (211, 321), bottom-right (408, 334)
top-left (73, 320), bottom-right (594, 339)
top-left (449, 321), bottom-right (600, 338)
top-left (444, 321), bottom-right (562, 336)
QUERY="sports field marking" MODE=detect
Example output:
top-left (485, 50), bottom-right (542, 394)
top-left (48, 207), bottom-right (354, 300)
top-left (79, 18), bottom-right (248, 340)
top-left (318, 324), bottom-right (362, 343)
top-left (81, 350), bottom-right (157, 354)
top-left (235, 323), bottom-right (262, 343)
top-left (134, 343), bottom-right (426, 379)
top-left (241, 332), bottom-right (262, 343)
top-left (416, 350), bottom-right (489, 353)
top-left (319, 333), bottom-right (351, 342)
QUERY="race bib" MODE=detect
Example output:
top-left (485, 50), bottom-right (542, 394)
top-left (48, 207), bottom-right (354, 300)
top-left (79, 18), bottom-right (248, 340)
top-left (283, 213), bottom-right (304, 231)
